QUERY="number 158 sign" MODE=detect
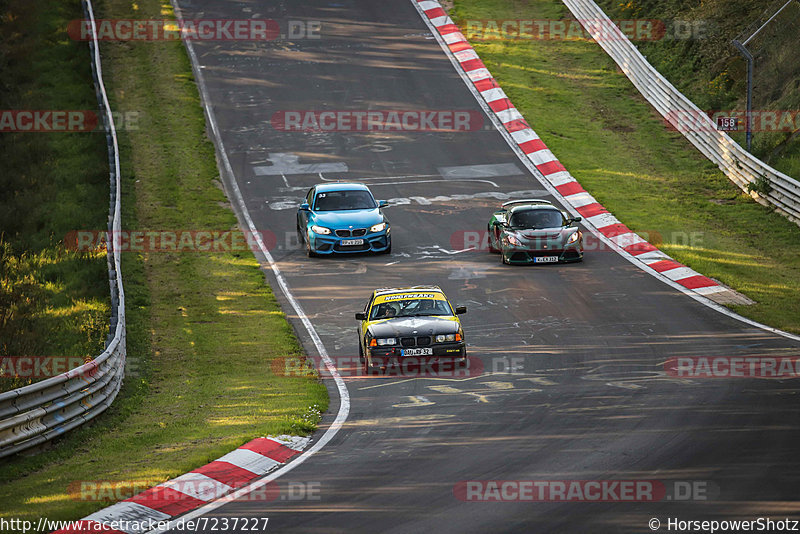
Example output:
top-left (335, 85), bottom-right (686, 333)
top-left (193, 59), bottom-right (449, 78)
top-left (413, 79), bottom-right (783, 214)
top-left (716, 116), bottom-right (740, 131)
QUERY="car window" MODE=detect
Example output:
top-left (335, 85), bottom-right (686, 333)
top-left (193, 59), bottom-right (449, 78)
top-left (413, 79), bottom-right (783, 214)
top-left (305, 188), bottom-right (315, 206)
top-left (370, 298), bottom-right (453, 320)
top-left (509, 209), bottom-right (565, 229)
top-left (314, 190), bottom-right (376, 211)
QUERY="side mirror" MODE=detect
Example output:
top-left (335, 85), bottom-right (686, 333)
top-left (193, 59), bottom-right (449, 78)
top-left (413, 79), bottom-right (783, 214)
top-left (455, 306), bottom-right (467, 315)
top-left (378, 200), bottom-right (389, 208)
top-left (355, 312), bottom-right (366, 321)
top-left (569, 216), bottom-right (582, 225)
top-left (299, 202), bottom-right (310, 211)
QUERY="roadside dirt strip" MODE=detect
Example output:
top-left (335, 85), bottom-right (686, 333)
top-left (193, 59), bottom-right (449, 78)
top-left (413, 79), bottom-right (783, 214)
top-left (52, 436), bottom-right (308, 534)
top-left (414, 0), bottom-right (751, 307)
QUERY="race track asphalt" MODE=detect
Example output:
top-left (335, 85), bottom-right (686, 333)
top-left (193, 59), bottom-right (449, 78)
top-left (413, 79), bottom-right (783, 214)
top-left (165, 1), bottom-right (800, 532)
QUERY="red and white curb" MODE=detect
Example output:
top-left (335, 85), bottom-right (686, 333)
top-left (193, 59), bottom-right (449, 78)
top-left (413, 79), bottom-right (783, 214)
top-left (414, 0), bottom-right (748, 305)
top-left (53, 435), bottom-right (309, 534)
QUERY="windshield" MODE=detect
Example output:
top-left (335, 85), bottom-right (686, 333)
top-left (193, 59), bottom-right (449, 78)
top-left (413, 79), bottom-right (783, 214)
top-left (509, 209), bottom-right (565, 229)
top-left (370, 298), bottom-right (453, 320)
top-left (314, 190), bottom-right (376, 211)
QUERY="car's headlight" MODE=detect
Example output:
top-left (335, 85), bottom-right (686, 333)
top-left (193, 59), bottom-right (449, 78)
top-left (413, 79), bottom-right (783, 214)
top-left (506, 234), bottom-right (522, 247)
top-left (376, 338), bottom-right (396, 346)
top-left (436, 334), bottom-right (457, 342)
top-left (370, 222), bottom-right (387, 233)
top-left (566, 231), bottom-right (579, 244)
top-left (311, 225), bottom-right (331, 235)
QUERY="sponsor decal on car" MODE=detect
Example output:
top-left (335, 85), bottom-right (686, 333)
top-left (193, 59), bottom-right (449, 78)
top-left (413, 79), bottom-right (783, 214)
top-left (378, 293), bottom-right (441, 302)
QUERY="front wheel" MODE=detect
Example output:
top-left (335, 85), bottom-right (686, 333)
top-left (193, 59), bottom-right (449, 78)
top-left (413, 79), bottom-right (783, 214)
top-left (305, 232), bottom-right (318, 257)
top-left (488, 227), bottom-right (500, 253)
top-left (362, 355), bottom-right (380, 376)
top-left (380, 241), bottom-right (392, 255)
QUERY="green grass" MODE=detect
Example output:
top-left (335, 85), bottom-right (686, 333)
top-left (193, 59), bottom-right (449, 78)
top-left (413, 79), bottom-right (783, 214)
top-left (451, 0), bottom-right (800, 333)
top-left (0, 0), bottom-right (328, 525)
top-left (0, 0), bottom-right (110, 392)
top-left (593, 0), bottom-right (800, 179)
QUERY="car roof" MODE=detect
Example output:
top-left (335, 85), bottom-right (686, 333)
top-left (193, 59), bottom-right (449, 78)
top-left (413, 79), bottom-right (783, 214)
top-left (314, 182), bottom-right (371, 193)
top-left (502, 198), bottom-right (553, 209)
top-left (373, 285), bottom-right (444, 297)
top-left (508, 204), bottom-right (563, 213)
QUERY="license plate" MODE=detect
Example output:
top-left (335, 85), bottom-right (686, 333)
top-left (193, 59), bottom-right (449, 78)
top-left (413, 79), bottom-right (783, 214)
top-left (402, 348), bottom-right (433, 356)
top-left (534, 256), bottom-right (559, 263)
top-left (340, 239), bottom-right (364, 246)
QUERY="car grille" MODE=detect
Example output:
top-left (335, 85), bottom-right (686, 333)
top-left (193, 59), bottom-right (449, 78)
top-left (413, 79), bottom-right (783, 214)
top-left (335, 228), bottom-right (368, 238)
top-left (400, 336), bottom-right (432, 347)
top-left (528, 249), bottom-right (564, 257)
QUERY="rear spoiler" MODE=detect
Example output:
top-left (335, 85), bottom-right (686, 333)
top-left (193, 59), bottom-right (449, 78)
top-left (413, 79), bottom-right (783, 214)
top-left (501, 199), bottom-right (550, 208)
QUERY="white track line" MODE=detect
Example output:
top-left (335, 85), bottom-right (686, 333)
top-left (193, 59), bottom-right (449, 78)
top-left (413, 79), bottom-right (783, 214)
top-left (410, 0), bottom-right (800, 343)
top-left (143, 3), bottom-right (352, 531)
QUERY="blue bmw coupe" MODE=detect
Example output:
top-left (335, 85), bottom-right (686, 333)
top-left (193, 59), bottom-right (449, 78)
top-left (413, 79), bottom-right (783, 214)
top-left (297, 183), bottom-right (391, 256)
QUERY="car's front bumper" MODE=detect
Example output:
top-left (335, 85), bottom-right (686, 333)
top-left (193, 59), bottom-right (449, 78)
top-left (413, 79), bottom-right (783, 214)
top-left (501, 245), bottom-right (583, 265)
top-left (367, 342), bottom-right (466, 367)
top-left (309, 229), bottom-right (390, 254)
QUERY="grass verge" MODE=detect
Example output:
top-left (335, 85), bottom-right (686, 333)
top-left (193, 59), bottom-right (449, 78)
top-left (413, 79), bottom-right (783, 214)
top-left (593, 0), bottom-right (800, 179)
top-left (0, 0), bottom-right (110, 392)
top-left (451, 0), bottom-right (800, 333)
top-left (0, 0), bottom-right (328, 525)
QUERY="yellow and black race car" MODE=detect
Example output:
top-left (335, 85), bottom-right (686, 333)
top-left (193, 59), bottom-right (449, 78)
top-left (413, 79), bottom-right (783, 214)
top-left (355, 286), bottom-right (467, 373)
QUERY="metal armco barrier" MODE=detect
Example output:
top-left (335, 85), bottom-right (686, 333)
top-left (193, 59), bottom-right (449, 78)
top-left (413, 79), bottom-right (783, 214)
top-left (0, 0), bottom-right (126, 458)
top-left (563, 0), bottom-right (800, 226)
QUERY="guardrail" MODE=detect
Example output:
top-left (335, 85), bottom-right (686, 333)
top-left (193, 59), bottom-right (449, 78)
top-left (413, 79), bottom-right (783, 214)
top-left (563, 0), bottom-right (800, 226)
top-left (0, 0), bottom-right (126, 459)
